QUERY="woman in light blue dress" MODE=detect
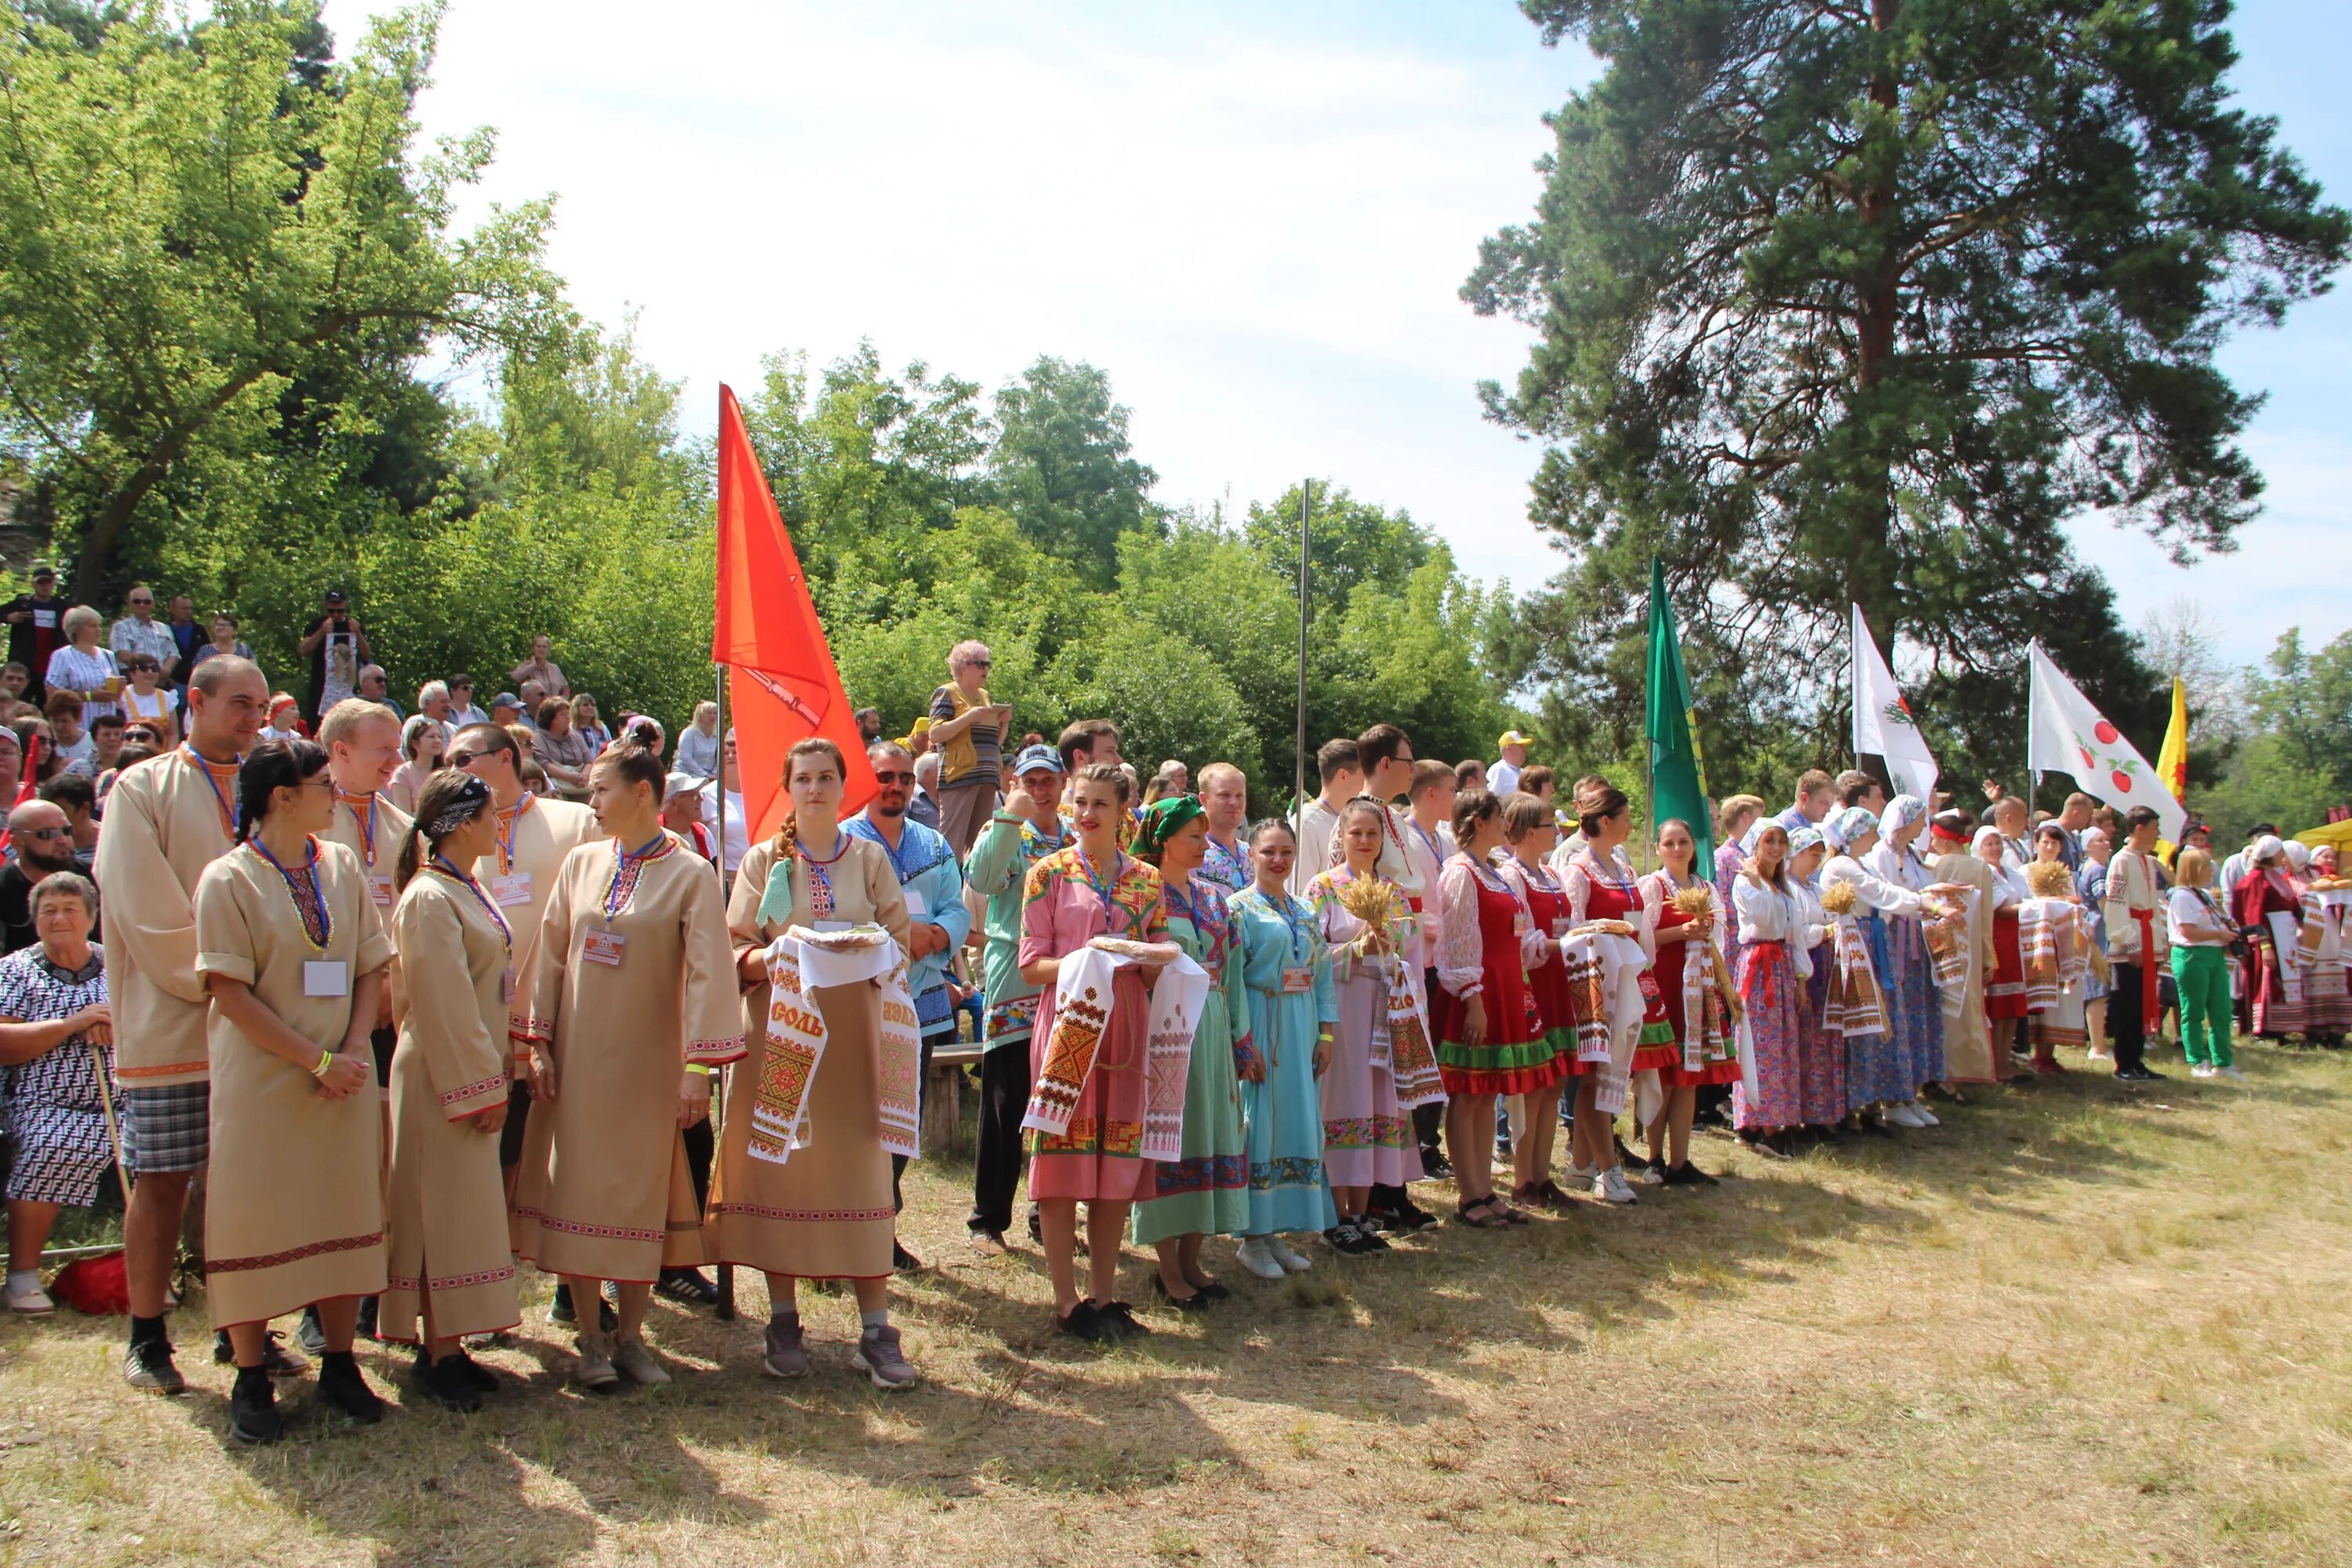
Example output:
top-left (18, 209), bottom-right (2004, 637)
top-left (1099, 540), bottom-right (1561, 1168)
top-left (1228, 818), bottom-right (1337, 1279)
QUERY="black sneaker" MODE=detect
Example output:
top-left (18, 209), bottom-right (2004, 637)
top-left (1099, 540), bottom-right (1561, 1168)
top-left (296, 1306), bottom-right (328, 1358)
top-left (315, 1351), bottom-right (387, 1425)
top-left (1614, 1135), bottom-right (1650, 1173)
top-left (1418, 1151), bottom-right (1454, 1181)
top-left (1151, 1275), bottom-right (1213, 1312)
top-left (1357, 1222), bottom-right (1393, 1252)
top-left (1096, 1301), bottom-right (1152, 1338)
top-left (124, 1338), bottom-right (186, 1395)
top-left (446, 1348), bottom-right (501, 1392)
top-left (1663, 1161), bottom-right (1720, 1187)
top-left (410, 1351), bottom-right (484, 1414)
top-left (1056, 1301), bottom-right (1118, 1344)
top-left (1385, 1199), bottom-right (1439, 1234)
top-left (1323, 1221), bottom-right (1368, 1255)
top-left (656, 1267), bottom-right (721, 1307)
top-left (230, 1367), bottom-right (284, 1445)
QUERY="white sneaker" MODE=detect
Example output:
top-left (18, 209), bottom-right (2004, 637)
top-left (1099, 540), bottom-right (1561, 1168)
top-left (4, 1279), bottom-right (53, 1314)
top-left (1630, 1163), bottom-right (1664, 1185)
top-left (1270, 1236), bottom-right (1313, 1272)
top-left (2190, 1063), bottom-right (2218, 1080)
top-left (1235, 1237), bottom-right (1287, 1280)
top-left (2217, 1065), bottom-right (2247, 1081)
top-left (1885, 1102), bottom-right (1926, 1128)
top-left (1910, 1104), bottom-right (1940, 1127)
top-left (1594, 1167), bottom-right (1638, 1205)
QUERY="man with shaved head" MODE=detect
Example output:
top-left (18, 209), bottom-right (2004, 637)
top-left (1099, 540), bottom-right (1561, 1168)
top-left (95, 654), bottom-right (270, 1393)
top-left (0, 798), bottom-right (80, 953)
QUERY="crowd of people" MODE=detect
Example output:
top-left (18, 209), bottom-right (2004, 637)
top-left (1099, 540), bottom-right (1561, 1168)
top-left (2, 616), bottom-right (2344, 1447)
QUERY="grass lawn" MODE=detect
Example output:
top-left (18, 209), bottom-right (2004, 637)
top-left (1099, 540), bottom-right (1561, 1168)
top-left (4, 1039), bottom-right (2350, 1566)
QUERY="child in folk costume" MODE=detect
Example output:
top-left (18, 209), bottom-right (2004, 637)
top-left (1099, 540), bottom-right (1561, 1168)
top-left (1732, 822), bottom-right (1824, 1157)
top-left (1430, 789), bottom-right (1555, 1228)
top-left (1860, 796), bottom-right (1952, 1119)
top-left (1560, 780), bottom-right (1678, 1204)
top-left (1131, 796), bottom-right (1253, 1306)
top-left (1307, 799), bottom-right (1436, 1252)
top-left (2169, 848), bottom-right (2241, 1077)
top-left (706, 738), bottom-right (918, 1389)
top-left (194, 739), bottom-right (394, 1444)
top-left (1819, 807), bottom-right (1930, 1130)
top-left (2021, 825), bottom-right (2105, 1073)
top-left (1230, 818), bottom-right (1342, 1274)
top-left (381, 771), bottom-right (523, 1412)
top-left (1019, 763), bottom-right (1181, 1341)
top-left (1974, 825), bottom-right (2033, 1080)
top-left (1639, 818), bottom-right (1740, 1183)
top-left (510, 742), bottom-right (744, 1392)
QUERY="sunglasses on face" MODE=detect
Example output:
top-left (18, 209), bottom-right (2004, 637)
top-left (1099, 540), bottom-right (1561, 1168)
top-left (872, 770), bottom-right (916, 785)
top-left (19, 826), bottom-right (70, 841)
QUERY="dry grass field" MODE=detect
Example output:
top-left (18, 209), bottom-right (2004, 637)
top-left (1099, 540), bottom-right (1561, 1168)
top-left (5, 1039), bottom-right (2350, 1567)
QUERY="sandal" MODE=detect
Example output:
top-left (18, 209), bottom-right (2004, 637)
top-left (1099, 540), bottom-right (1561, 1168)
top-left (1453, 1198), bottom-right (1512, 1229)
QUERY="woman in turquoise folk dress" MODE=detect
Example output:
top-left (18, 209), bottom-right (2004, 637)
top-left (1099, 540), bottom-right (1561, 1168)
top-left (1130, 797), bottom-right (1252, 1308)
top-left (1228, 818), bottom-right (1338, 1280)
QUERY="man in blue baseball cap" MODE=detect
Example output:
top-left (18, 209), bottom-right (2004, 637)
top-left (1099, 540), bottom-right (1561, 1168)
top-left (960, 742), bottom-right (1070, 1252)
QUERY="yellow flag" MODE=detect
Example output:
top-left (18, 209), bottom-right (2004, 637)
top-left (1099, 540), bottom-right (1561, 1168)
top-left (2156, 677), bottom-right (2188, 804)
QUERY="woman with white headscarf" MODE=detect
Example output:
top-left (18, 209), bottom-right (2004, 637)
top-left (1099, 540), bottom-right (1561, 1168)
top-left (1821, 805), bottom-right (1932, 1129)
top-left (2232, 836), bottom-right (2307, 1041)
top-left (1864, 796), bottom-right (1952, 1109)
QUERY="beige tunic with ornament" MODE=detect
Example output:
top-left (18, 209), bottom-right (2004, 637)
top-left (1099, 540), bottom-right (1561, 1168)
top-left (194, 840), bottom-right (394, 1328)
top-left (380, 869), bottom-right (521, 1343)
top-left (93, 747), bottom-right (241, 1087)
top-left (470, 793), bottom-right (600, 1047)
top-left (706, 836), bottom-right (910, 1282)
top-left (324, 788), bottom-right (413, 1090)
top-left (510, 834), bottom-right (744, 1283)
top-left (1928, 851), bottom-right (2000, 1084)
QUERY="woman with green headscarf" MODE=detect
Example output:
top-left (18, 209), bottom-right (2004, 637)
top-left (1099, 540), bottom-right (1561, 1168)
top-left (1129, 795), bottom-right (1252, 1307)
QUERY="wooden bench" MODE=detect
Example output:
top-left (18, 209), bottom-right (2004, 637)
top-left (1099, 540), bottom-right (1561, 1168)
top-left (925, 1044), bottom-right (982, 1156)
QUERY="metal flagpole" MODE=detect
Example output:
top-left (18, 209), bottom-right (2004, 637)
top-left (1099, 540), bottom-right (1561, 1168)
top-left (712, 661), bottom-right (735, 1323)
top-left (1294, 480), bottom-right (1312, 847)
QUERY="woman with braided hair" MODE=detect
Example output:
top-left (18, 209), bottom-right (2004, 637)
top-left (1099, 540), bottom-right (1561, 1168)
top-left (379, 770), bottom-right (523, 1412)
top-left (705, 737), bottom-right (916, 1389)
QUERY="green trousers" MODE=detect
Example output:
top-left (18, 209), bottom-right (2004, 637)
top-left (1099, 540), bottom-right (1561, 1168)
top-left (2172, 945), bottom-right (2233, 1068)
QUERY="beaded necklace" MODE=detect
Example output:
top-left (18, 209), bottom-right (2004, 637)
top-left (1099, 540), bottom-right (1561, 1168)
top-left (430, 853), bottom-right (513, 951)
top-left (251, 834), bottom-right (330, 951)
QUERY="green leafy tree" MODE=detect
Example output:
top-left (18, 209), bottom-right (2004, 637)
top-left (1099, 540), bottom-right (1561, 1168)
top-left (0, 0), bottom-right (559, 587)
top-left (1466, 0), bottom-right (2348, 788)
top-left (990, 356), bottom-right (1161, 587)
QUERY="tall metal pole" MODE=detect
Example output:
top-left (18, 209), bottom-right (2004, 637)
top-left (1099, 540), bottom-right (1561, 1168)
top-left (711, 661), bottom-right (735, 1323)
top-left (1294, 479), bottom-right (1312, 844)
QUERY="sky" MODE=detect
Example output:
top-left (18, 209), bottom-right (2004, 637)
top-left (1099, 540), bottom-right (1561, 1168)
top-left (319, 0), bottom-right (2350, 670)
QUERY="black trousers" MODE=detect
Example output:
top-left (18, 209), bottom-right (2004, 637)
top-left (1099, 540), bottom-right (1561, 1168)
top-left (2110, 962), bottom-right (2149, 1073)
top-left (966, 1041), bottom-right (1033, 1236)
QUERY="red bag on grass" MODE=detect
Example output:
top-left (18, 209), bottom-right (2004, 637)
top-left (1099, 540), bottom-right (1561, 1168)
top-left (49, 1250), bottom-right (129, 1316)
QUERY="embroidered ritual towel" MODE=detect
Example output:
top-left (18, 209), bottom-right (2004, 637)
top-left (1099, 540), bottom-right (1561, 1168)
top-left (1926, 888), bottom-right (1980, 1018)
top-left (2267, 909), bottom-right (2306, 1004)
top-left (753, 926), bottom-right (920, 1166)
top-left (1381, 954), bottom-right (1446, 1109)
top-left (1139, 952), bottom-right (1209, 1161)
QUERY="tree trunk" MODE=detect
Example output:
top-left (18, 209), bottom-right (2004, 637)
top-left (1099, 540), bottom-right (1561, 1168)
top-left (1847, 0), bottom-right (1905, 641)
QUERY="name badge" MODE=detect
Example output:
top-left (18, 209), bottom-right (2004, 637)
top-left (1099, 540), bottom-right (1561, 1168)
top-left (303, 960), bottom-right (349, 997)
top-left (1281, 965), bottom-right (1312, 993)
top-left (1513, 912), bottom-right (1532, 938)
top-left (368, 873), bottom-right (394, 907)
top-left (491, 872), bottom-right (532, 908)
top-left (903, 888), bottom-right (929, 920)
top-left (31, 608), bottom-right (55, 630)
top-left (583, 929), bottom-right (626, 967)
top-left (1550, 917), bottom-right (1571, 938)
top-left (501, 966), bottom-right (517, 1003)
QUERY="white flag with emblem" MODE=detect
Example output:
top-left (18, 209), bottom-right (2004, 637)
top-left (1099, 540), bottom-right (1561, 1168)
top-left (1852, 605), bottom-right (1940, 804)
top-left (2025, 641), bottom-right (2185, 840)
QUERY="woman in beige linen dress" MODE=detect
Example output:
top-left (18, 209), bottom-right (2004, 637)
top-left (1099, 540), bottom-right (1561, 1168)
top-left (381, 770), bottom-right (522, 1412)
top-left (194, 738), bottom-right (394, 1445)
top-left (510, 742), bottom-right (743, 1391)
top-left (706, 737), bottom-right (917, 1390)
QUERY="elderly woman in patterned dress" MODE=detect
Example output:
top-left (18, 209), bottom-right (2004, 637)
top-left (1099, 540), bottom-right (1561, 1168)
top-left (0, 872), bottom-right (113, 1316)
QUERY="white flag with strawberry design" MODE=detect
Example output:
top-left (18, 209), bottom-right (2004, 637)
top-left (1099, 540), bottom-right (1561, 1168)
top-left (1852, 605), bottom-right (1940, 804)
top-left (2026, 641), bottom-right (2185, 840)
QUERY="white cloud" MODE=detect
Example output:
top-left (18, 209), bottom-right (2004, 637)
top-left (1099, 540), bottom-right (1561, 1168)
top-left (327, 0), bottom-right (2347, 648)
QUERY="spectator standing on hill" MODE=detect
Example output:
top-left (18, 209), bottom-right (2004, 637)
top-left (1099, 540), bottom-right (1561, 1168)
top-left (109, 586), bottom-right (180, 684)
top-left (296, 588), bottom-right (368, 724)
top-left (676, 702), bottom-right (721, 779)
top-left (510, 634), bottom-right (568, 699)
top-left (926, 641), bottom-right (1010, 859)
top-left (3, 566), bottom-right (67, 704)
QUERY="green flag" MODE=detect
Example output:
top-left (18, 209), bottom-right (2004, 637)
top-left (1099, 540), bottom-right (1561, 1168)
top-left (1646, 557), bottom-right (1712, 866)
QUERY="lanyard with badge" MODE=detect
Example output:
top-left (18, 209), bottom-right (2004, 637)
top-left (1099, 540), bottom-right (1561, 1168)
top-left (434, 852), bottom-right (517, 1000)
top-left (252, 834), bottom-right (348, 1000)
top-left (345, 792), bottom-right (395, 907)
top-left (489, 796), bottom-right (535, 908)
top-left (1074, 844), bottom-right (1129, 938)
top-left (1269, 887), bottom-right (1316, 994)
top-left (586, 833), bottom-right (665, 966)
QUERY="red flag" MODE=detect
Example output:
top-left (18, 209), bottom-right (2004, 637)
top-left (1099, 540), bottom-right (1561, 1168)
top-left (716, 384), bottom-right (875, 837)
